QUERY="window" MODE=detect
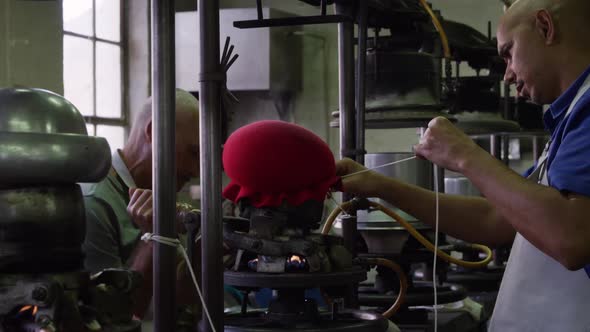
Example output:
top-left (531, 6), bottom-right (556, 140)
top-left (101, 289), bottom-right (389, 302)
top-left (63, 0), bottom-right (126, 154)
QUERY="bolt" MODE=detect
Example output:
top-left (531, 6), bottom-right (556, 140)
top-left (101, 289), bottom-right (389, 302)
top-left (32, 287), bottom-right (48, 302)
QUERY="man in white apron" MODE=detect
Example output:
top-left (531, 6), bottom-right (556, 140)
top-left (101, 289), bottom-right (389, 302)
top-left (335, 0), bottom-right (590, 330)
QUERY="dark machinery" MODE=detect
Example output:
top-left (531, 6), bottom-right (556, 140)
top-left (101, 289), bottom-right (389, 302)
top-left (222, 200), bottom-right (394, 332)
top-left (221, 1), bottom-right (512, 331)
top-left (0, 88), bottom-right (142, 332)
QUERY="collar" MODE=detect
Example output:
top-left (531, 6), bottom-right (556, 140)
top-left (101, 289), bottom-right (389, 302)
top-left (112, 149), bottom-right (137, 189)
top-left (545, 65), bottom-right (590, 131)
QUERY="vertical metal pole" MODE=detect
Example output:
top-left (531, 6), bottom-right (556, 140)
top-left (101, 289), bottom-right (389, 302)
top-left (336, 2), bottom-right (357, 309)
top-left (151, 0), bottom-right (176, 330)
top-left (256, 0), bottom-right (263, 20)
top-left (335, 2), bottom-right (356, 254)
top-left (199, 0), bottom-right (224, 331)
top-left (355, 1), bottom-right (367, 165)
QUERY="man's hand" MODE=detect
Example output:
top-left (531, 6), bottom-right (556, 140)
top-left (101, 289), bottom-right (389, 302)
top-left (335, 158), bottom-right (385, 197)
top-left (414, 117), bottom-right (485, 172)
top-left (127, 188), bottom-right (153, 234)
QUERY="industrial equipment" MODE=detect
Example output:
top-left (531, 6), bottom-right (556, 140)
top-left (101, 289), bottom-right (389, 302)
top-left (0, 88), bottom-right (141, 332)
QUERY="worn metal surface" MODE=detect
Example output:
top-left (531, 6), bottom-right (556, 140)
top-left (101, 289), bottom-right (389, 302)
top-left (224, 267), bottom-right (367, 289)
top-left (0, 88), bottom-right (87, 135)
top-left (0, 185), bottom-right (85, 243)
top-left (0, 88), bottom-right (110, 185)
top-left (0, 132), bottom-right (111, 185)
top-left (0, 185), bottom-right (86, 272)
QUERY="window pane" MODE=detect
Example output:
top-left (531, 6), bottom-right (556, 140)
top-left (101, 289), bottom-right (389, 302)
top-left (86, 124), bottom-right (95, 136)
top-left (63, 0), bottom-right (93, 35)
top-left (96, 125), bottom-right (125, 154)
top-left (96, 42), bottom-right (122, 118)
top-left (63, 35), bottom-right (94, 116)
top-left (96, 0), bottom-right (120, 42)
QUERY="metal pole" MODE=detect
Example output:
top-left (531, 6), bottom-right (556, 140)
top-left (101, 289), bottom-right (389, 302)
top-left (336, 1), bottom-right (357, 309)
top-left (335, 2), bottom-right (356, 253)
top-left (355, 1), bottom-right (367, 165)
top-left (151, 0), bottom-right (176, 330)
top-left (199, 0), bottom-right (224, 331)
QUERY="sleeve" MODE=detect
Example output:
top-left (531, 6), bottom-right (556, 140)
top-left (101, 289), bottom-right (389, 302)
top-left (82, 197), bottom-right (124, 273)
top-left (548, 99), bottom-right (590, 196)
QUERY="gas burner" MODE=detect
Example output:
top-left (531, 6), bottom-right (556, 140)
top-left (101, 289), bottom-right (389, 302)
top-left (224, 200), bottom-right (355, 274)
top-left (247, 255), bottom-right (309, 273)
top-left (0, 270), bottom-right (141, 332)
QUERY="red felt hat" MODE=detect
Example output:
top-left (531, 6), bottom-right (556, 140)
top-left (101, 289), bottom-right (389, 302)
top-left (222, 120), bottom-right (340, 208)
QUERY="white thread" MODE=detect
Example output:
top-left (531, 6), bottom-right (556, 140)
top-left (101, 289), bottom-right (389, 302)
top-left (341, 156), bottom-right (417, 179)
top-left (328, 193), bottom-right (350, 217)
top-left (433, 166), bottom-right (439, 332)
top-left (141, 233), bottom-right (217, 332)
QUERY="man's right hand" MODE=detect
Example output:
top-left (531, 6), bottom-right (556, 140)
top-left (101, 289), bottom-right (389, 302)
top-left (127, 188), bottom-right (153, 234)
top-left (335, 158), bottom-right (384, 197)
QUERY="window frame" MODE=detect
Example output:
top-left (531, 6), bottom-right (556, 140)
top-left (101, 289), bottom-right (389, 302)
top-left (63, 0), bottom-right (128, 134)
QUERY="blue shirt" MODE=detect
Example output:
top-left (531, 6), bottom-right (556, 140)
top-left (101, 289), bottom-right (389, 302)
top-left (539, 65), bottom-right (590, 276)
top-left (544, 66), bottom-right (590, 193)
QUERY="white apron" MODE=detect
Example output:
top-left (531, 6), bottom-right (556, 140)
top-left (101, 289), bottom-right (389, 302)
top-left (488, 75), bottom-right (590, 332)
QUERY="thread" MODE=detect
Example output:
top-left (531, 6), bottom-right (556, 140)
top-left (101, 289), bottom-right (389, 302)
top-left (141, 233), bottom-right (217, 332)
top-left (338, 155), bottom-right (439, 329)
top-left (340, 156), bottom-right (417, 179)
top-left (433, 166), bottom-right (439, 332)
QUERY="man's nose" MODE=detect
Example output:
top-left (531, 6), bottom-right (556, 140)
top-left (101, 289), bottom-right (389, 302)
top-left (504, 66), bottom-right (516, 84)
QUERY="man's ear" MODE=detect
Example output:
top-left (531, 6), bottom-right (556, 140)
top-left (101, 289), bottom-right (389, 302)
top-left (535, 9), bottom-right (556, 45)
top-left (145, 120), bottom-right (152, 143)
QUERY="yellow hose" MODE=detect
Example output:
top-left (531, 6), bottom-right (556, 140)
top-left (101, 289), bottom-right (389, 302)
top-left (418, 0), bottom-right (451, 59)
top-left (322, 201), bottom-right (493, 269)
top-left (365, 258), bottom-right (408, 318)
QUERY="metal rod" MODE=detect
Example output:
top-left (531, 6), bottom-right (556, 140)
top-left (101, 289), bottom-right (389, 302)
top-left (336, 1), bottom-right (357, 309)
top-left (336, 3), bottom-right (356, 167)
top-left (199, 0), bottom-right (224, 331)
top-left (151, 0), bottom-right (176, 330)
top-left (233, 15), bottom-right (352, 29)
top-left (501, 135), bottom-right (510, 165)
top-left (355, 1), bottom-right (367, 165)
top-left (490, 134), bottom-right (502, 160)
top-left (256, 0), bottom-right (263, 20)
top-left (321, 0), bottom-right (327, 16)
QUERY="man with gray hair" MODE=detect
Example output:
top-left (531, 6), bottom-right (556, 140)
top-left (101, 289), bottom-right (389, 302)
top-left (83, 88), bottom-right (201, 317)
top-left (336, 0), bottom-right (590, 330)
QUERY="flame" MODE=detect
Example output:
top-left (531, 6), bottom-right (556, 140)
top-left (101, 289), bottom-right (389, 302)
top-left (289, 255), bottom-right (302, 263)
top-left (18, 305), bottom-right (38, 316)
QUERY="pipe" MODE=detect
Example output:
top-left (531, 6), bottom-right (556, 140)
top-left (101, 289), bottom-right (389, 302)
top-left (363, 258), bottom-right (408, 318)
top-left (151, 0), bottom-right (176, 330)
top-left (322, 201), bottom-right (493, 269)
top-left (199, 0), bottom-right (224, 331)
top-left (417, 0), bottom-right (450, 59)
top-left (355, 1), bottom-right (368, 165)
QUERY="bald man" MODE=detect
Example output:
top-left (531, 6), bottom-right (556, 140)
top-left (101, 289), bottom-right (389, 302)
top-left (83, 89), bottom-right (200, 317)
top-left (336, 0), bottom-right (590, 330)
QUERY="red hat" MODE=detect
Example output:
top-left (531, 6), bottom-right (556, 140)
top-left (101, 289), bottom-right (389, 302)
top-left (222, 120), bottom-right (340, 208)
